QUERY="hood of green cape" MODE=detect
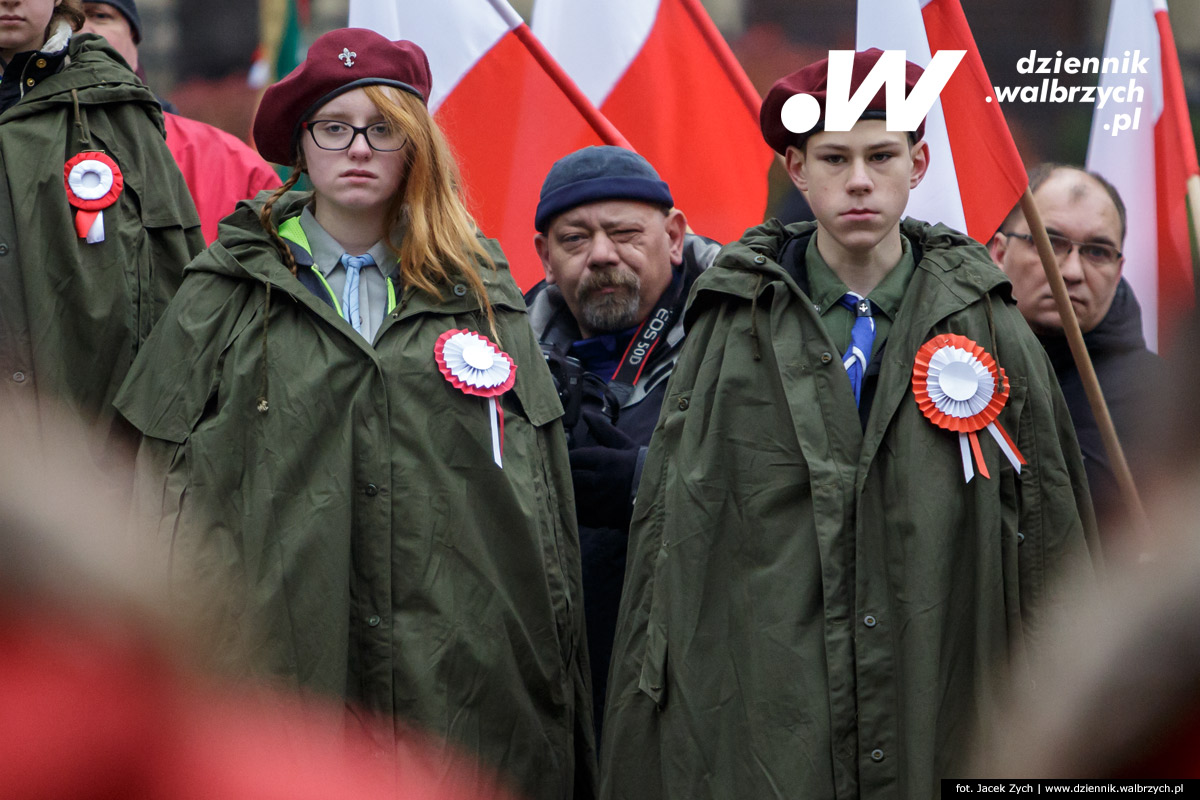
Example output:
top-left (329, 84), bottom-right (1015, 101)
top-left (701, 217), bottom-right (1013, 306)
top-left (199, 191), bottom-right (527, 312)
top-left (0, 33), bottom-right (163, 128)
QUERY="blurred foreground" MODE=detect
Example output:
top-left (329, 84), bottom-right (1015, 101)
top-left (972, 317), bottom-right (1200, 779)
top-left (0, 401), bottom-right (517, 800)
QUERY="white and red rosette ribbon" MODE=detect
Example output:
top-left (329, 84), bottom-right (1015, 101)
top-left (912, 333), bottom-right (1026, 483)
top-left (435, 329), bottom-right (517, 468)
top-left (64, 152), bottom-right (123, 244)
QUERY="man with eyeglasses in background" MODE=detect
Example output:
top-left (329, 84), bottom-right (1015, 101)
top-left (989, 163), bottom-right (1165, 548)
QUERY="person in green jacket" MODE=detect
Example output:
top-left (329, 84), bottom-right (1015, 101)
top-left (0, 0), bottom-right (203, 442)
top-left (114, 29), bottom-right (595, 800)
top-left (600, 50), bottom-right (1098, 800)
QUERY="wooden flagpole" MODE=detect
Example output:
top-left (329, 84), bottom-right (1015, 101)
top-left (1188, 175), bottom-right (1200, 307)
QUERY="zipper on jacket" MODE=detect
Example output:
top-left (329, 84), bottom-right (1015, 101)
top-left (308, 266), bottom-right (345, 317)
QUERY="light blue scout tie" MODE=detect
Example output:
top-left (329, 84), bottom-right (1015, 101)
top-left (838, 291), bottom-right (876, 407)
top-left (339, 253), bottom-right (375, 336)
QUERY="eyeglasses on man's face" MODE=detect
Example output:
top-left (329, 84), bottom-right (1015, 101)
top-left (303, 120), bottom-right (406, 152)
top-left (1001, 231), bottom-right (1123, 267)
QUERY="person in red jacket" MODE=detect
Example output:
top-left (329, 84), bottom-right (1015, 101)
top-left (82, 0), bottom-right (281, 243)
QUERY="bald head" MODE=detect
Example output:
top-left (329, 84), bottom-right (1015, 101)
top-left (996, 164), bottom-right (1127, 244)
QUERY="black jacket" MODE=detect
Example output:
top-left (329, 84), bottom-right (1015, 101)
top-left (1039, 278), bottom-right (1165, 547)
top-left (524, 233), bottom-right (718, 736)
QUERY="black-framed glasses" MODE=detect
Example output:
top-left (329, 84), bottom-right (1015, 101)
top-left (1001, 231), bottom-right (1123, 266)
top-left (303, 120), bottom-right (406, 152)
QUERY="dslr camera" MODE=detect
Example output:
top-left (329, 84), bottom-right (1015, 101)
top-left (540, 344), bottom-right (619, 446)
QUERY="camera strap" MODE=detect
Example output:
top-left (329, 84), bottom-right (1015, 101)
top-left (609, 286), bottom-right (681, 389)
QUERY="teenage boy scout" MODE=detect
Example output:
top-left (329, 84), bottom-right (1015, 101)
top-left (600, 49), bottom-right (1097, 800)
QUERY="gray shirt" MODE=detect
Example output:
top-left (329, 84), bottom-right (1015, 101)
top-left (299, 206), bottom-right (394, 343)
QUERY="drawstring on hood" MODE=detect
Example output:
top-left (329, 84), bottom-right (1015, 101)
top-left (254, 171), bottom-right (304, 414)
top-left (257, 282), bottom-right (272, 413)
top-left (70, 89), bottom-right (92, 148)
top-left (750, 273), bottom-right (763, 361)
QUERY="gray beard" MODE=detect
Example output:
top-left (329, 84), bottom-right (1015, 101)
top-left (579, 288), bottom-right (641, 334)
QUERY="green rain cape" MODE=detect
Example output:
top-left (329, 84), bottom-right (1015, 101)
top-left (116, 192), bottom-right (596, 800)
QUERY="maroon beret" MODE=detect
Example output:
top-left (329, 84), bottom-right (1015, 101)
top-left (759, 48), bottom-right (926, 155)
top-left (254, 28), bottom-right (432, 166)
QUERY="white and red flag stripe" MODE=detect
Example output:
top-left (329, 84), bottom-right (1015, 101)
top-left (857, 0), bottom-right (1027, 246)
top-left (1086, 0), bottom-right (1198, 353)
top-left (533, 0), bottom-right (772, 244)
top-left (348, 0), bottom-right (630, 289)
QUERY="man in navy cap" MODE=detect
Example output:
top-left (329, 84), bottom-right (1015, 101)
top-left (600, 51), bottom-right (1097, 800)
top-left (526, 145), bottom-right (719, 738)
top-left (80, 0), bottom-right (140, 72)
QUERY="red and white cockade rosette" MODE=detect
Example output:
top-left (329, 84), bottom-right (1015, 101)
top-left (435, 329), bottom-right (517, 468)
top-left (912, 333), bottom-right (1026, 483)
top-left (64, 152), bottom-right (124, 244)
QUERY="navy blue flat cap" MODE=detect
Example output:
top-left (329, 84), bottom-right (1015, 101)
top-left (535, 146), bottom-right (674, 232)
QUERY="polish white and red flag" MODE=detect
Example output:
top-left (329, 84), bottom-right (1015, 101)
top-left (856, 0), bottom-right (1027, 246)
top-left (348, 0), bottom-right (630, 289)
top-left (532, 0), bottom-right (772, 244)
top-left (1086, 0), bottom-right (1198, 352)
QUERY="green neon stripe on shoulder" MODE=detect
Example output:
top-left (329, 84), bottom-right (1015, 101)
top-left (278, 216), bottom-right (312, 255)
top-left (278, 217), bottom-right (338, 312)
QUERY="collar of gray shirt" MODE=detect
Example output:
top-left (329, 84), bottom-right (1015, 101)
top-left (300, 205), bottom-right (396, 278)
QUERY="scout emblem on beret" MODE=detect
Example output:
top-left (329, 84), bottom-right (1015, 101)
top-left (338, 47), bottom-right (356, 67)
top-left (63, 152), bottom-right (123, 244)
top-left (912, 333), bottom-right (1025, 483)
top-left (435, 329), bottom-right (516, 469)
